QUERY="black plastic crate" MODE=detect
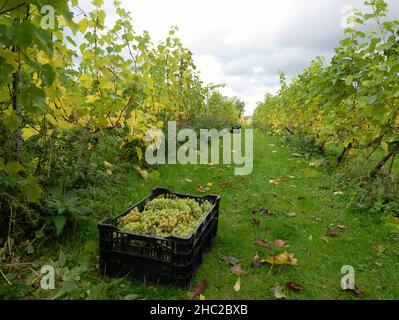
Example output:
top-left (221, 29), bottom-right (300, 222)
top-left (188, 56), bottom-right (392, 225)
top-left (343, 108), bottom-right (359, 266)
top-left (98, 187), bottom-right (221, 287)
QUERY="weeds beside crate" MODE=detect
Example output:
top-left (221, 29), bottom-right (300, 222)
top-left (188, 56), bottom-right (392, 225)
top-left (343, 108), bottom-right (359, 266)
top-left (98, 187), bottom-right (221, 287)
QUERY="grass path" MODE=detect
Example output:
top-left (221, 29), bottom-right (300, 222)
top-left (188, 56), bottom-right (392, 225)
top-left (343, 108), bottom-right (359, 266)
top-left (34, 130), bottom-right (399, 299)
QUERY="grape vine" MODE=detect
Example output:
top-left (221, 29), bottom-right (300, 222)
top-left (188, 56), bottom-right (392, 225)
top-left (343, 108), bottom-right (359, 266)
top-left (253, 0), bottom-right (399, 175)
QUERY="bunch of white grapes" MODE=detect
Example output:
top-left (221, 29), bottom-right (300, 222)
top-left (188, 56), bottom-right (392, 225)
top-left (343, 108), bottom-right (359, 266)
top-left (118, 196), bottom-right (213, 238)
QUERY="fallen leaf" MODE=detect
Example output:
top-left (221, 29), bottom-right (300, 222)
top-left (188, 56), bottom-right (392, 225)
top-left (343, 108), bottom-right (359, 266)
top-left (219, 180), bottom-right (233, 187)
top-left (234, 277), bottom-right (241, 292)
top-left (207, 182), bottom-right (213, 187)
top-left (269, 179), bottom-right (280, 185)
top-left (333, 191), bottom-right (344, 196)
top-left (231, 198), bottom-right (237, 205)
top-left (188, 279), bottom-right (208, 299)
top-left (251, 218), bottom-right (261, 227)
top-left (285, 212), bottom-right (297, 218)
top-left (326, 227), bottom-right (341, 237)
top-left (252, 255), bottom-right (261, 267)
top-left (254, 237), bottom-right (272, 248)
top-left (185, 178), bottom-right (192, 183)
top-left (287, 281), bottom-right (305, 292)
top-left (372, 244), bottom-right (385, 253)
top-left (313, 216), bottom-right (322, 222)
top-left (197, 185), bottom-right (209, 193)
top-left (262, 252), bottom-right (298, 266)
top-left (353, 286), bottom-right (365, 299)
top-left (199, 294), bottom-right (206, 300)
top-left (273, 239), bottom-right (287, 248)
top-left (270, 286), bottom-right (286, 299)
top-left (344, 285), bottom-right (364, 299)
top-left (219, 255), bottom-right (240, 266)
top-left (231, 263), bottom-right (249, 276)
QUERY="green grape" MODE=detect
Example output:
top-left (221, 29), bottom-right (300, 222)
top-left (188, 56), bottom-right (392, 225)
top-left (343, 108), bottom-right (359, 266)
top-left (117, 196), bottom-right (213, 238)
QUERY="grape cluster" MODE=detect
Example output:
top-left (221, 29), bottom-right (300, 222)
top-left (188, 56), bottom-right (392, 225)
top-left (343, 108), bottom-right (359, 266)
top-left (118, 196), bottom-right (213, 238)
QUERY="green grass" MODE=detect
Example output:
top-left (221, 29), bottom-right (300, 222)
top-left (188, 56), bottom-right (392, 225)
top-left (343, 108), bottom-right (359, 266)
top-left (4, 129), bottom-right (399, 300)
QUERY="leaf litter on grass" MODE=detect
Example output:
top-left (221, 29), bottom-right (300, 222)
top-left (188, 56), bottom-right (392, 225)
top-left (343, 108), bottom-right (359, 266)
top-left (270, 286), bottom-right (287, 299)
top-left (188, 279), bottom-right (208, 300)
top-left (231, 263), bottom-right (249, 276)
top-left (262, 252), bottom-right (298, 266)
top-left (219, 255), bottom-right (240, 266)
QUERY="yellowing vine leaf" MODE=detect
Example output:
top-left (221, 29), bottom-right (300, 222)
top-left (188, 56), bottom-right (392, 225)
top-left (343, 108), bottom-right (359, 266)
top-left (0, 48), bottom-right (19, 71)
top-left (79, 74), bottom-right (93, 89)
top-left (234, 277), bottom-right (241, 292)
top-left (231, 263), bottom-right (249, 276)
top-left (5, 162), bottom-right (24, 175)
top-left (86, 95), bottom-right (100, 103)
top-left (22, 127), bottom-right (39, 141)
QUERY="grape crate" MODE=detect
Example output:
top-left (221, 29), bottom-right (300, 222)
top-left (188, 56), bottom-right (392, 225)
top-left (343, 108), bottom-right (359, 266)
top-left (98, 187), bottom-right (221, 287)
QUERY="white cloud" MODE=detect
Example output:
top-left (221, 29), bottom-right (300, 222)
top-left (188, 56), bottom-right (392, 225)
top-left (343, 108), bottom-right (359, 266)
top-left (78, 0), bottom-right (399, 115)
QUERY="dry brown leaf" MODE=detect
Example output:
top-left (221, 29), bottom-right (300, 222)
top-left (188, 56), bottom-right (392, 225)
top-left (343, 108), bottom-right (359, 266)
top-left (251, 218), bottom-right (261, 227)
top-left (344, 285), bottom-right (365, 299)
top-left (251, 255), bottom-right (261, 267)
top-left (219, 180), bottom-right (233, 187)
top-left (231, 263), bottom-right (249, 276)
top-left (188, 279), bottom-right (208, 299)
top-left (254, 237), bottom-right (272, 248)
top-left (326, 227), bottom-right (341, 237)
top-left (197, 185), bottom-right (209, 193)
top-left (287, 281), bottom-right (305, 292)
top-left (273, 239), bottom-right (287, 248)
top-left (372, 244), bottom-right (385, 253)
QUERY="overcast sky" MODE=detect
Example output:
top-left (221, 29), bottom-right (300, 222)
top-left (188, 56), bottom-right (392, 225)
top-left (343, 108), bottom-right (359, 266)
top-left (79, 0), bottom-right (399, 115)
